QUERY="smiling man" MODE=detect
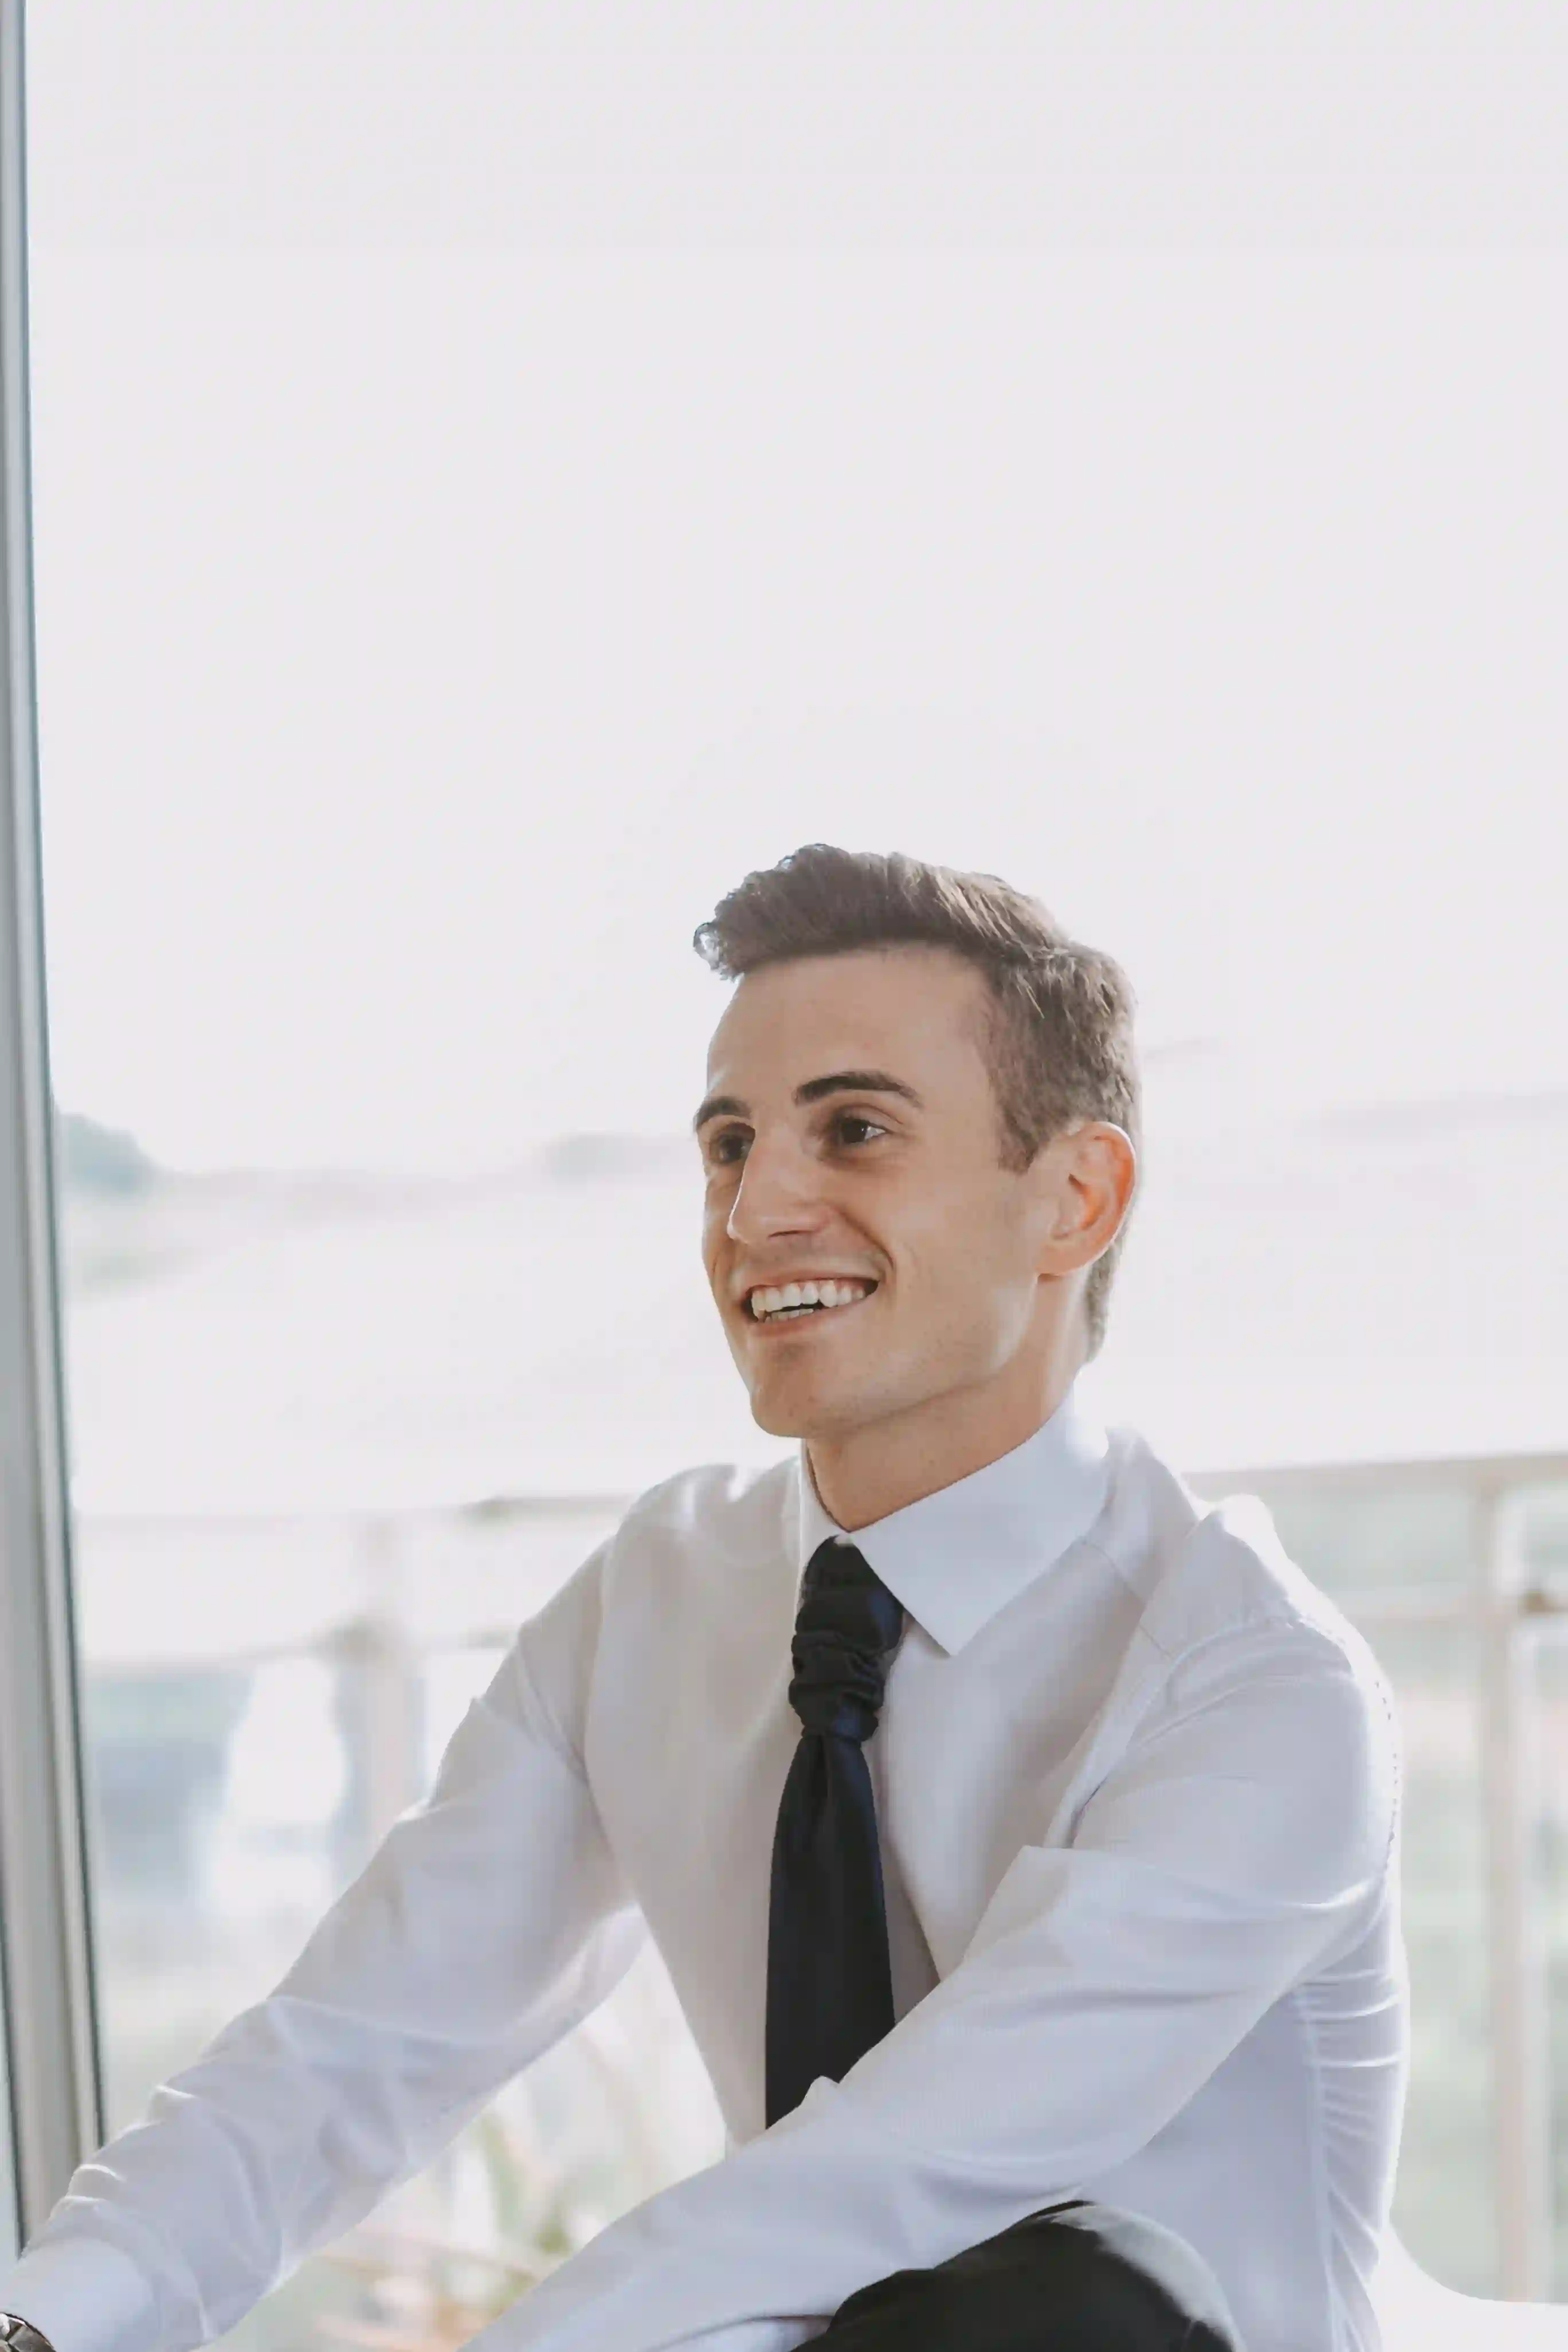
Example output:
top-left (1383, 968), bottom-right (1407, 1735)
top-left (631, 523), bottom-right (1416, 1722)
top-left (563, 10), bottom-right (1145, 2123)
top-left (694, 931), bottom-right (1135, 1532)
top-left (0, 846), bottom-right (1407, 2352)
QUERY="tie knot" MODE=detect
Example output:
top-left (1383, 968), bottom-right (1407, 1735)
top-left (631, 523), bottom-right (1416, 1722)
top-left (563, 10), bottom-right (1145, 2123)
top-left (787, 1540), bottom-right (905, 1743)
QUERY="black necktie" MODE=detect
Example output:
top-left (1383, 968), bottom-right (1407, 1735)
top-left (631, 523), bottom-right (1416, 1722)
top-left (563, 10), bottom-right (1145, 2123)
top-left (765, 1536), bottom-right (906, 2127)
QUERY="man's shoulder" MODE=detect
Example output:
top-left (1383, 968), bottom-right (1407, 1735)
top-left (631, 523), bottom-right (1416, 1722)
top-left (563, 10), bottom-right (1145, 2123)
top-left (1106, 1423), bottom-right (1389, 1696)
top-left (522, 1455), bottom-right (798, 1671)
top-left (608, 1451), bottom-right (799, 1561)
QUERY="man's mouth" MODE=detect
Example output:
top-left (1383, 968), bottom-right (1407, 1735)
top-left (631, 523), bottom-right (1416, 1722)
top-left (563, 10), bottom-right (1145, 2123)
top-left (744, 1278), bottom-right (877, 1325)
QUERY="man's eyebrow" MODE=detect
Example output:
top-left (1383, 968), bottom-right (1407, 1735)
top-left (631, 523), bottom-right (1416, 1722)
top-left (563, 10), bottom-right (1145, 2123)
top-left (794, 1069), bottom-right (924, 1110)
top-left (692, 1092), bottom-right (748, 1135)
top-left (691, 1069), bottom-right (923, 1134)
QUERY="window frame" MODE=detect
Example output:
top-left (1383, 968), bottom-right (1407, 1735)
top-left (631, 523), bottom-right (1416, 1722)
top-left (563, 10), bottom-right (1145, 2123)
top-left (0, 0), bottom-right (103, 2258)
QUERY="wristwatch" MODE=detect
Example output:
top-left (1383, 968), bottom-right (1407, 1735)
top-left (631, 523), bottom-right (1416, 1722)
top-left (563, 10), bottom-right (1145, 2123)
top-left (0, 2317), bottom-right (57, 2352)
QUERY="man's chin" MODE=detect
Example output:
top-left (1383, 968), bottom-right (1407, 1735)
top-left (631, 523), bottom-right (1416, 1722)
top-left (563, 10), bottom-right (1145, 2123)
top-left (746, 1377), bottom-right (883, 1444)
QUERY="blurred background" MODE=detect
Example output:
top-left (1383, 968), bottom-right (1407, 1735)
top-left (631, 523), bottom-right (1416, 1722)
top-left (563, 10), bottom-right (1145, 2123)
top-left (20, 2), bottom-right (1568, 2339)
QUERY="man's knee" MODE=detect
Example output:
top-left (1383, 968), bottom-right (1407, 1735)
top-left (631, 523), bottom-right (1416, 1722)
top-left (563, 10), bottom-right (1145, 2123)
top-left (822, 2200), bottom-right (1244, 2350)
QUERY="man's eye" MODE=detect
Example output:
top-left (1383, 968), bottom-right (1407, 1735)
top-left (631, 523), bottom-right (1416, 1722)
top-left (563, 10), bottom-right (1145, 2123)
top-left (832, 1114), bottom-right (887, 1147)
top-left (707, 1129), bottom-right (751, 1166)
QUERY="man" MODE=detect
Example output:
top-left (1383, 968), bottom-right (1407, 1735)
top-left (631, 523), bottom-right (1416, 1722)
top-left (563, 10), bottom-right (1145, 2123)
top-left (0, 845), bottom-right (1406, 2351)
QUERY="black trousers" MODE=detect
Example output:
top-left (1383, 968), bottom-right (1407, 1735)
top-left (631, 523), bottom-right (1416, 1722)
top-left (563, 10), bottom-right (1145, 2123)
top-left (818, 2201), bottom-right (1246, 2350)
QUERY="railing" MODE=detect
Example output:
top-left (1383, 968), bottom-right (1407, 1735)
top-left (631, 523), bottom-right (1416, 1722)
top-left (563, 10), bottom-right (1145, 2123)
top-left (71, 1450), bottom-right (1568, 2304)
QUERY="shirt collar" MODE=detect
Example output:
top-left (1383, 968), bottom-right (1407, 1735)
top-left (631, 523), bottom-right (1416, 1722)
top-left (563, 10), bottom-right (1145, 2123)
top-left (793, 1380), bottom-right (1113, 1657)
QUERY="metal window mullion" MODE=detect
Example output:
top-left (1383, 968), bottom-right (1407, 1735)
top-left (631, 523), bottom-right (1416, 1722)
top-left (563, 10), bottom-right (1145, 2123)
top-left (1477, 1485), bottom-right (1552, 2298)
top-left (0, 0), bottom-right (103, 2257)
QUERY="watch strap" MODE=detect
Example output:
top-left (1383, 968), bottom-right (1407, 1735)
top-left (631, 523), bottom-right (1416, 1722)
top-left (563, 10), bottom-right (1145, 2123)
top-left (0, 2315), bottom-right (58, 2352)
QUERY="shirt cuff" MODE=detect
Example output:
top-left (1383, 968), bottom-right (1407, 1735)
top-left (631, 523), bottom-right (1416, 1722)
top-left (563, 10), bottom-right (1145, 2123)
top-left (0, 2236), bottom-right (159, 2352)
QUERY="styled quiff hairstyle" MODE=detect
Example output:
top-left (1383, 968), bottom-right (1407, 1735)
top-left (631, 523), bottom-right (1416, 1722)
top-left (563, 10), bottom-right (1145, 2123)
top-left (693, 843), bottom-right (1140, 1362)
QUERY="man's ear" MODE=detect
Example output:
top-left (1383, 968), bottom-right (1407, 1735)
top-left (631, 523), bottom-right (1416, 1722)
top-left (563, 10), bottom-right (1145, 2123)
top-left (1034, 1121), bottom-right (1137, 1277)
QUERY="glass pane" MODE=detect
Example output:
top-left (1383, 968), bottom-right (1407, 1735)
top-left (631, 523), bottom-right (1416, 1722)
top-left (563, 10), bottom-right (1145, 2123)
top-left (30, 14), bottom-right (1568, 2340)
top-left (1522, 1484), bottom-right (1568, 1597)
top-left (1530, 1617), bottom-right (1568, 2299)
top-left (1348, 1614), bottom-right (1496, 2295)
top-left (75, 1511), bottom-right (370, 2134)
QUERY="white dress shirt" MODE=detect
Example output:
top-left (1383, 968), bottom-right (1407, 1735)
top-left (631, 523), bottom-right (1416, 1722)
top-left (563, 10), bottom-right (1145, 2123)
top-left (2, 1384), bottom-right (1408, 2352)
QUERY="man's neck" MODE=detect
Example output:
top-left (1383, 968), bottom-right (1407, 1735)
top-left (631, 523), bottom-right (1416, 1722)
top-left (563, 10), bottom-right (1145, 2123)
top-left (806, 1355), bottom-right (1083, 1532)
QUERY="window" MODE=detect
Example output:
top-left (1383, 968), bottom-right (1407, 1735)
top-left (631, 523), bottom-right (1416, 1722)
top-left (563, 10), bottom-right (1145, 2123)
top-left (6, 6), bottom-right (1568, 2326)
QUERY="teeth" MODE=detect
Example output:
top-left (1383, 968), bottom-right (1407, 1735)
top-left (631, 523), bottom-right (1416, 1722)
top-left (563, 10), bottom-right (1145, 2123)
top-left (748, 1280), bottom-right (871, 1320)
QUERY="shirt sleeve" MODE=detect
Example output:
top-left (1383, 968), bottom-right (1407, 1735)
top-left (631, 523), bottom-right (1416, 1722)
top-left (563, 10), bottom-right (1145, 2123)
top-left (0, 1540), bottom-right (645, 2352)
top-left (476, 1618), bottom-right (1400, 2352)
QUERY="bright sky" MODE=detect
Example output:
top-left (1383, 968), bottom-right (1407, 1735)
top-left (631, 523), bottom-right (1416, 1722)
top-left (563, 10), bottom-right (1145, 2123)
top-left (25, 7), bottom-right (1568, 1174)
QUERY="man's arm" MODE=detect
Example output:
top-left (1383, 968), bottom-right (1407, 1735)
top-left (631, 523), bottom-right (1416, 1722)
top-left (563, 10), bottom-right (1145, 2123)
top-left (0, 1541), bottom-right (642, 2352)
top-left (476, 1618), bottom-right (1402, 2352)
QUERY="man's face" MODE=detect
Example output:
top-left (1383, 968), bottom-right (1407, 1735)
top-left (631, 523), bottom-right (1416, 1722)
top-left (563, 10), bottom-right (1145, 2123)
top-left (696, 945), bottom-right (1069, 1443)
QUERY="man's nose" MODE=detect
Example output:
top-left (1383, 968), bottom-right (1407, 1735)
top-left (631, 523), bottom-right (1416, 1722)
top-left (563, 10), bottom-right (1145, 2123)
top-left (726, 1133), bottom-right (830, 1245)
